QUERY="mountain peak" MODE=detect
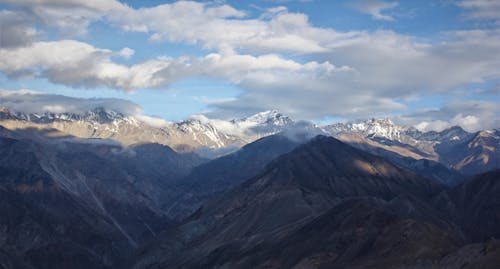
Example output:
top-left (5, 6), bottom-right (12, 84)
top-left (237, 109), bottom-right (293, 126)
top-left (325, 117), bottom-right (408, 141)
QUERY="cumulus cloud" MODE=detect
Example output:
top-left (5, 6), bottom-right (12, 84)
top-left (0, 0), bottom-right (127, 36)
top-left (108, 2), bottom-right (334, 54)
top-left (398, 100), bottom-right (500, 132)
top-left (0, 39), bottom-right (336, 93)
top-left (350, 0), bottom-right (399, 21)
top-left (0, 40), bottom-right (190, 90)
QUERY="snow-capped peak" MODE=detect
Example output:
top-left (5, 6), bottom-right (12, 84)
top-left (324, 118), bottom-right (412, 141)
top-left (9, 107), bottom-right (132, 124)
top-left (232, 110), bottom-right (293, 126)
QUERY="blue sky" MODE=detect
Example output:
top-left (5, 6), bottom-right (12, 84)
top-left (0, 0), bottom-right (499, 131)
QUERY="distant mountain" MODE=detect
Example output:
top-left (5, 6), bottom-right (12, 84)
top-left (0, 106), bottom-right (244, 152)
top-left (1, 104), bottom-right (498, 176)
top-left (436, 130), bottom-right (500, 175)
top-left (0, 107), bottom-right (298, 154)
top-left (324, 118), bottom-right (419, 142)
top-left (229, 110), bottom-right (295, 139)
top-left (326, 118), bottom-right (499, 178)
top-left (337, 133), bottom-right (464, 186)
top-left (131, 136), bottom-right (448, 269)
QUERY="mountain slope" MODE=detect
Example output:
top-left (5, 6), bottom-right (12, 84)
top-left (436, 130), bottom-right (500, 175)
top-left (337, 133), bottom-right (464, 186)
top-left (163, 134), bottom-right (302, 219)
top-left (436, 169), bottom-right (500, 243)
top-left (0, 137), bottom-right (132, 269)
top-left (0, 129), bottom-right (206, 268)
top-left (329, 119), bottom-right (499, 178)
top-left (132, 136), bottom-right (446, 269)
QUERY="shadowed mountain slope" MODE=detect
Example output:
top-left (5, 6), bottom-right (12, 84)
top-left (132, 136), bottom-right (449, 269)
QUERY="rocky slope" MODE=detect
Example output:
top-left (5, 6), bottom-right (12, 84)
top-left (0, 127), bottom-right (205, 268)
top-left (164, 134), bottom-right (302, 219)
top-left (131, 140), bottom-right (500, 269)
top-left (131, 136), bottom-right (450, 269)
top-left (326, 118), bottom-right (499, 179)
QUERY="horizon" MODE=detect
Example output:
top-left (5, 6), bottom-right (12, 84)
top-left (0, 88), bottom-right (493, 133)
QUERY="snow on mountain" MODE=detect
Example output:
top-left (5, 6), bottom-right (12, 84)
top-left (322, 118), bottom-right (421, 143)
top-left (416, 126), bottom-right (473, 143)
top-left (1, 104), bottom-right (497, 170)
top-left (322, 118), bottom-right (477, 145)
top-left (0, 106), bottom-right (296, 152)
top-left (10, 107), bottom-right (139, 125)
top-left (230, 110), bottom-right (295, 137)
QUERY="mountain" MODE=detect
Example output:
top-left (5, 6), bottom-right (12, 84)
top-left (228, 110), bottom-right (295, 139)
top-left (0, 136), bottom-right (135, 269)
top-left (164, 134), bottom-right (302, 220)
top-left (0, 106), bottom-right (244, 152)
top-left (435, 169), bottom-right (500, 243)
top-left (131, 136), bottom-right (449, 269)
top-left (326, 118), bottom-right (499, 179)
top-left (0, 107), bottom-right (297, 155)
top-left (0, 128), bottom-right (206, 268)
top-left (436, 130), bottom-right (500, 175)
top-left (337, 133), bottom-right (464, 186)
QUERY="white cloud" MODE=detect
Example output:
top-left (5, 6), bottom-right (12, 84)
top-left (0, 89), bottom-right (142, 115)
top-left (0, 39), bottom-right (336, 96)
top-left (399, 100), bottom-right (500, 132)
top-left (134, 115), bottom-right (171, 128)
top-left (0, 40), bottom-right (189, 90)
top-left (458, 0), bottom-right (500, 23)
top-left (350, 0), bottom-right (399, 21)
top-left (0, 0), bottom-right (498, 128)
top-left (0, 0), bottom-right (127, 36)
top-left (118, 47), bottom-right (135, 59)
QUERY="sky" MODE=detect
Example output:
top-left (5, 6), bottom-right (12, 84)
top-left (0, 0), bottom-right (499, 131)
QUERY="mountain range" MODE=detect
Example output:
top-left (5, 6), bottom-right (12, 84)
top-left (0, 105), bottom-right (499, 268)
top-left (2, 106), bottom-right (498, 180)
